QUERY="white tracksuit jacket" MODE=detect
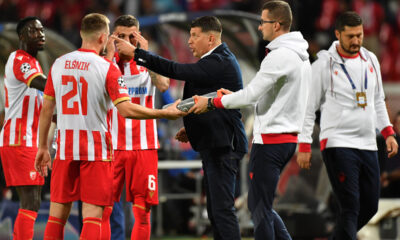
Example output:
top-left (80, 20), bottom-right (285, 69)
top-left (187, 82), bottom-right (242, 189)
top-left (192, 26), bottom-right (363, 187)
top-left (298, 41), bottom-right (392, 151)
top-left (218, 31), bottom-right (312, 144)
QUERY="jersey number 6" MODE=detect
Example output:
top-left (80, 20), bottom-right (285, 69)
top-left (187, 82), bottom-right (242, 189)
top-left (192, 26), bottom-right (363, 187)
top-left (62, 75), bottom-right (88, 115)
top-left (148, 175), bottom-right (156, 191)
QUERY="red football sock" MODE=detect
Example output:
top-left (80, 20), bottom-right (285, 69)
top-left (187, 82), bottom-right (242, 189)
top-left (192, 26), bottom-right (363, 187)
top-left (80, 217), bottom-right (102, 240)
top-left (44, 215), bottom-right (67, 240)
top-left (131, 204), bottom-right (151, 240)
top-left (100, 206), bottom-right (113, 240)
top-left (13, 208), bottom-right (37, 240)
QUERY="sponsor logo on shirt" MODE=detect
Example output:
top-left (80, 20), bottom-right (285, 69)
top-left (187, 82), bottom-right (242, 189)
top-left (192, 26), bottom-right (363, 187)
top-left (128, 87), bottom-right (147, 95)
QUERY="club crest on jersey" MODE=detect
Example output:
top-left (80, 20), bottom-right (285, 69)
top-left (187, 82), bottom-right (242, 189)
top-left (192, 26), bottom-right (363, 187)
top-left (20, 63), bottom-right (31, 73)
top-left (29, 171), bottom-right (37, 180)
top-left (117, 76), bottom-right (126, 88)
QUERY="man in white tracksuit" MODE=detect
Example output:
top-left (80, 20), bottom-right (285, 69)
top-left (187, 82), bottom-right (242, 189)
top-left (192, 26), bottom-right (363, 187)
top-left (190, 1), bottom-right (311, 239)
top-left (297, 12), bottom-right (398, 240)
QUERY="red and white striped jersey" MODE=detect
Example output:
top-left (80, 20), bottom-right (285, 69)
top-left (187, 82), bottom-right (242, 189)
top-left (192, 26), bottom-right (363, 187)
top-left (108, 57), bottom-right (159, 150)
top-left (44, 49), bottom-right (130, 161)
top-left (1, 50), bottom-right (44, 148)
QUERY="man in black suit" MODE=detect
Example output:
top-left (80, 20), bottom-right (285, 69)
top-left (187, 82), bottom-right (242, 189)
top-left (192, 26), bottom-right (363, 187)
top-left (113, 16), bottom-right (248, 240)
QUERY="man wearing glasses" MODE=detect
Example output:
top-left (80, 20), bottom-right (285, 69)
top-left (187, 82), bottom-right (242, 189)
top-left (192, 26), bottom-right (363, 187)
top-left (190, 1), bottom-right (311, 239)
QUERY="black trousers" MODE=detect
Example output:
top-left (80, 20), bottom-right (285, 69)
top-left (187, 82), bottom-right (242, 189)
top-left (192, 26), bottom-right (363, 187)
top-left (200, 147), bottom-right (243, 240)
top-left (322, 148), bottom-right (379, 240)
top-left (247, 143), bottom-right (296, 240)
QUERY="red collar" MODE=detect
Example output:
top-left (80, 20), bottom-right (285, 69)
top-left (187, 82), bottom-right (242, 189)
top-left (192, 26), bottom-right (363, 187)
top-left (78, 48), bottom-right (98, 54)
top-left (114, 52), bottom-right (137, 65)
top-left (336, 46), bottom-right (368, 61)
top-left (113, 52), bottom-right (139, 75)
top-left (337, 48), bottom-right (360, 59)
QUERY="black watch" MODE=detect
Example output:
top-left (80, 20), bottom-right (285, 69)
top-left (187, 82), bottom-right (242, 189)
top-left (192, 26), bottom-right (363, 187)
top-left (207, 98), bottom-right (216, 111)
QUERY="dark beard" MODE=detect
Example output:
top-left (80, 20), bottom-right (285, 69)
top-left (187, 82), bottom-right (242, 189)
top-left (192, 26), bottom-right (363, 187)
top-left (340, 42), bottom-right (360, 55)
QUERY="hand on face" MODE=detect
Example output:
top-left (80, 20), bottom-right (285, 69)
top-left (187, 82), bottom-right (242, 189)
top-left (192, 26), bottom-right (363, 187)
top-left (105, 33), bottom-right (117, 59)
top-left (111, 35), bottom-right (136, 60)
top-left (112, 25), bottom-right (149, 61)
top-left (132, 31), bottom-right (148, 50)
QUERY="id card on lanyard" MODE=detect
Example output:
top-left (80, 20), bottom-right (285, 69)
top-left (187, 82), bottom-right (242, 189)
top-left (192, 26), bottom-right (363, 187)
top-left (339, 63), bottom-right (368, 109)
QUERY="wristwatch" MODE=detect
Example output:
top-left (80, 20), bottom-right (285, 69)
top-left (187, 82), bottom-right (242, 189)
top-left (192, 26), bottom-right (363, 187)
top-left (207, 98), bottom-right (216, 111)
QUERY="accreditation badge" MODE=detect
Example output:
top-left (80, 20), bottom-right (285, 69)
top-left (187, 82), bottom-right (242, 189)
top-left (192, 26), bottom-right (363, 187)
top-left (356, 92), bottom-right (367, 108)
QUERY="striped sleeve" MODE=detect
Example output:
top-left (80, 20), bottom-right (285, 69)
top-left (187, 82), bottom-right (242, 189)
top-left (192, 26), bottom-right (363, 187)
top-left (13, 54), bottom-right (43, 86)
top-left (105, 62), bottom-right (130, 105)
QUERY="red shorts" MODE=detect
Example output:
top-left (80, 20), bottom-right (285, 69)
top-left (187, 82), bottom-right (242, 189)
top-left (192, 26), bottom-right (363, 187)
top-left (50, 159), bottom-right (114, 206)
top-left (113, 149), bottom-right (159, 206)
top-left (0, 146), bottom-right (44, 186)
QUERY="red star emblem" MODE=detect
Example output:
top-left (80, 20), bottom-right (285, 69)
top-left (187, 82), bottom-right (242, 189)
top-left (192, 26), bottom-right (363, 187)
top-left (334, 70), bottom-right (338, 75)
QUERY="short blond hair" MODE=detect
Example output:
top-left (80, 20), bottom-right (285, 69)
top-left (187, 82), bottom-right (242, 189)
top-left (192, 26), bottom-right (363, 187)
top-left (80, 13), bottom-right (110, 40)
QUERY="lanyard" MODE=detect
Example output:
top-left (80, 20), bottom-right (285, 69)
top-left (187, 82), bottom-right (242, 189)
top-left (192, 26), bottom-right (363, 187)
top-left (339, 63), bottom-right (368, 91)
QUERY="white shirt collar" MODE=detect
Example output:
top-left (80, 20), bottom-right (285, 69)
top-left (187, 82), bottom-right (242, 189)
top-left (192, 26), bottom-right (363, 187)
top-left (201, 43), bottom-right (222, 59)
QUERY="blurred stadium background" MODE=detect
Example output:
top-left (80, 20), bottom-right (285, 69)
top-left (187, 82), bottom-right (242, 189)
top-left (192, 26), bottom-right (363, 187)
top-left (1, 0), bottom-right (400, 239)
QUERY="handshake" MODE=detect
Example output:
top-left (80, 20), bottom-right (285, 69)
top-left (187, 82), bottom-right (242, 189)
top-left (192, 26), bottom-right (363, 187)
top-left (162, 89), bottom-right (231, 114)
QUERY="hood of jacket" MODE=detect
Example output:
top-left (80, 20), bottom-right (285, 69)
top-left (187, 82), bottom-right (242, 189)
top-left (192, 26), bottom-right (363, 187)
top-left (267, 31), bottom-right (309, 61)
